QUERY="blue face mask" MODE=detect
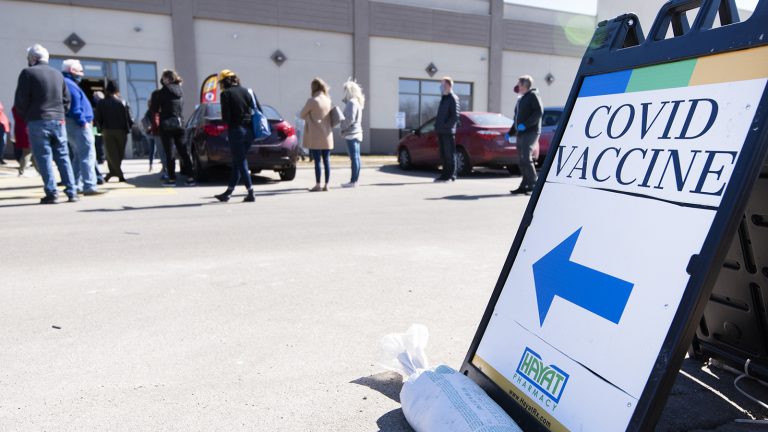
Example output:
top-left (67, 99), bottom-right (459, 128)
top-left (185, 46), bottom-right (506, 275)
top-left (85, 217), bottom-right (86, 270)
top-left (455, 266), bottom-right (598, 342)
top-left (73, 75), bottom-right (82, 83)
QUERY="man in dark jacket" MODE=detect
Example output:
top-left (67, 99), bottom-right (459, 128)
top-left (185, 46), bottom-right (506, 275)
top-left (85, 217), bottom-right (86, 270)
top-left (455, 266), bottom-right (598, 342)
top-left (94, 81), bottom-right (132, 182)
top-left (509, 75), bottom-right (543, 195)
top-left (434, 76), bottom-right (461, 182)
top-left (14, 44), bottom-right (78, 204)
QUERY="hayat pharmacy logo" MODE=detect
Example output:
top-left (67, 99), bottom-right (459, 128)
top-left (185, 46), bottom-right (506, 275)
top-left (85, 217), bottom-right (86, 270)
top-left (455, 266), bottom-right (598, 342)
top-left (515, 348), bottom-right (570, 404)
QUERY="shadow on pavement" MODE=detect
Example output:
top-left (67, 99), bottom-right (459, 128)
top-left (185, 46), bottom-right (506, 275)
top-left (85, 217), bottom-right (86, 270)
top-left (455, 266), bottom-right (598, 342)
top-left (351, 372), bottom-right (414, 432)
top-left (0, 184), bottom-right (44, 192)
top-left (657, 358), bottom-right (768, 431)
top-left (79, 203), bottom-right (207, 212)
top-left (0, 202), bottom-right (45, 209)
top-left (378, 164), bottom-right (518, 181)
top-left (425, 193), bottom-right (512, 201)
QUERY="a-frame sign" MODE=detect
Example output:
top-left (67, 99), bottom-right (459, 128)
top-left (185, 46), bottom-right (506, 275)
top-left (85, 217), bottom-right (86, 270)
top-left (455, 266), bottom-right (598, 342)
top-left (462, 0), bottom-right (768, 430)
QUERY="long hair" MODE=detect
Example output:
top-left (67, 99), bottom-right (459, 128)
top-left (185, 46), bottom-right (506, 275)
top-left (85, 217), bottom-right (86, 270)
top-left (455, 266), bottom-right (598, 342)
top-left (220, 75), bottom-right (240, 89)
top-left (343, 79), bottom-right (365, 109)
top-left (311, 77), bottom-right (329, 96)
top-left (161, 69), bottom-right (183, 85)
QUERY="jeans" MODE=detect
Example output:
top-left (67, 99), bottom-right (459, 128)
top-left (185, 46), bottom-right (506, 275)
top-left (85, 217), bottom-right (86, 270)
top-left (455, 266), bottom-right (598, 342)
top-left (310, 149), bottom-right (331, 184)
top-left (0, 129), bottom-right (6, 162)
top-left (346, 139), bottom-right (361, 183)
top-left (516, 132), bottom-right (539, 189)
top-left (27, 119), bottom-right (76, 197)
top-left (102, 129), bottom-right (127, 179)
top-left (438, 133), bottom-right (457, 180)
top-left (227, 125), bottom-right (253, 191)
top-left (161, 128), bottom-right (193, 180)
top-left (65, 118), bottom-right (98, 192)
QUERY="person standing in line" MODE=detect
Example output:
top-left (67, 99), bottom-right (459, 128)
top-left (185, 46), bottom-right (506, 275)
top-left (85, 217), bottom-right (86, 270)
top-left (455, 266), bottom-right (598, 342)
top-left (92, 91), bottom-right (106, 184)
top-left (340, 79), bottom-right (365, 188)
top-left (14, 44), bottom-right (78, 204)
top-left (434, 76), bottom-right (461, 182)
top-left (300, 77), bottom-right (334, 192)
top-left (11, 106), bottom-right (34, 176)
top-left (0, 102), bottom-right (9, 165)
top-left (94, 80), bottom-right (132, 182)
top-left (61, 59), bottom-right (104, 196)
top-left (214, 69), bottom-right (260, 203)
top-left (508, 75), bottom-right (542, 195)
top-left (142, 97), bottom-right (166, 177)
top-left (151, 69), bottom-right (195, 187)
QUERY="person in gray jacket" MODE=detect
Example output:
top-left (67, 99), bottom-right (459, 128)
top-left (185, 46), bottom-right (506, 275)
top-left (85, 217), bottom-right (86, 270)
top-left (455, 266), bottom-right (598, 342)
top-left (434, 76), bottom-right (460, 182)
top-left (13, 44), bottom-right (77, 204)
top-left (340, 79), bottom-right (365, 188)
top-left (508, 75), bottom-right (543, 195)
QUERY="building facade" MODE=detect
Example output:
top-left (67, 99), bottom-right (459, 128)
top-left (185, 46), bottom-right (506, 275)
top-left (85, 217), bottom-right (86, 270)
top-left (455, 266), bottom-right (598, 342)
top-left (2, 0), bottom-right (684, 156)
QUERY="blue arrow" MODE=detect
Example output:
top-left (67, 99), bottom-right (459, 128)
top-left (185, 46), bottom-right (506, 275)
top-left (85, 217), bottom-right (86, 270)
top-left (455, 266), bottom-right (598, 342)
top-left (532, 228), bottom-right (634, 326)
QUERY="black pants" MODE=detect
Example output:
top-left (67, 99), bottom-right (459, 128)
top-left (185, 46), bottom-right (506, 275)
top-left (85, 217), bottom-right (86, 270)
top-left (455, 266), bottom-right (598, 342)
top-left (438, 133), bottom-right (457, 180)
top-left (161, 128), bottom-right (192, 180)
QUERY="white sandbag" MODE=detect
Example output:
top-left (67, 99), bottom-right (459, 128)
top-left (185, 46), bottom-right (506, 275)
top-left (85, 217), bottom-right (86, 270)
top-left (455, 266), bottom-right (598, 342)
top-left (380, 324), bottom-right (522, 432)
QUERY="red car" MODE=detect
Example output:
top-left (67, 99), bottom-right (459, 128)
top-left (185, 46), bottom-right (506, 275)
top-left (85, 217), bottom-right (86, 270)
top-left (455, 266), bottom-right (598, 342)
top-left (397, 108), bottom-right (563, 175)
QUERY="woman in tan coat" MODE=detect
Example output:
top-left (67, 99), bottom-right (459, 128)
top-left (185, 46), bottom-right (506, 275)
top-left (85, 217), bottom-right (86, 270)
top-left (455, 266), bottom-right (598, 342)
top-left (300, 77), bottom-right (334, 192)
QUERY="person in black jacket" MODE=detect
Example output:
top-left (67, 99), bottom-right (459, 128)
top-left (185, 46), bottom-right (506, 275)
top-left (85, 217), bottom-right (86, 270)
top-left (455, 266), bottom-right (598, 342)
top-left (214, 69), bottom-right (262, 203)
top-left (14, 44), bottom-right (78, 204)
top-left (150, 69), bottom-right (194, 186)
top-left (434, 76), bottom-right (461, 182)
top-left (94, 81), bottom-right (132, 182)
top-left (508, 75), bottom-right (543, 195)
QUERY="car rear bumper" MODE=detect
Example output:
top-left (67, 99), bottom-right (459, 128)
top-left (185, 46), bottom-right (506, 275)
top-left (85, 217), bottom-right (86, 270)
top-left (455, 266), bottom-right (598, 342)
top-left (208, 136), bottom-right (299, 170)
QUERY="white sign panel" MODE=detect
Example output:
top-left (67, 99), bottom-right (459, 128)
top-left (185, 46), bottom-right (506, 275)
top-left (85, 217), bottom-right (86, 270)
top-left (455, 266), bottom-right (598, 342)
top-left (472, 48), bottom-right (768, 431)
top-left (396, 111), bottom-right (406, 129)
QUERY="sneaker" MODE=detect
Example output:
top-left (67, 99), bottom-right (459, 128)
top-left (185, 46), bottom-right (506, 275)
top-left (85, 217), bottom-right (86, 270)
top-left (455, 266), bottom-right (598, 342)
top-left (40, 195), bottom-right (58, 205)
top-left (341, 182), bottom-right (357, 188)
top-left (309, 185), bottom-right (322, 192)
top-left (162, 179), bottom-right (176, 187)
top-left (83, 190), bottom-right (108, 196)
top-left (67, 195), bottom-right (80, 203)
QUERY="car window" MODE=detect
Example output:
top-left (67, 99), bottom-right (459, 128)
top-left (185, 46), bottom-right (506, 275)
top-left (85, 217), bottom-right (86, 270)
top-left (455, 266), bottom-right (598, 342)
top-left (186, 107), bottom-right (202, 127)
top-left (542, 110), bottom-right (562, 127)
top-left (466, 113), bottom-right (513, 127)
top-left (420, 119), bottom-right (436, 134)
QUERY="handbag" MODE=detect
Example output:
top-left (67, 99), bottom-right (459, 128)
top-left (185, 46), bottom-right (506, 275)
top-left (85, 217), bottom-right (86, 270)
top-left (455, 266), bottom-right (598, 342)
top-left (248, 88), bottom-right (271, 141)
top-left (330, 105), bottom-right (345, 128)
top-left (161, 116), bottom-right (183, 131)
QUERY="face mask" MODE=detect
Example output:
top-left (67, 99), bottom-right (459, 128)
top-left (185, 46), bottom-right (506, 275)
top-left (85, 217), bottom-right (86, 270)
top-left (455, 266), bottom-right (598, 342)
top-left (73, 75), bottom-right (83, 83)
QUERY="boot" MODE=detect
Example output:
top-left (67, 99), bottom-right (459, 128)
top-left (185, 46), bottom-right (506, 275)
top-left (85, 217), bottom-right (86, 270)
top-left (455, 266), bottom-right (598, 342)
top-left (243, 189), bottom-right (255, 202)
top-left (215, 189), bottom-right (232, 202)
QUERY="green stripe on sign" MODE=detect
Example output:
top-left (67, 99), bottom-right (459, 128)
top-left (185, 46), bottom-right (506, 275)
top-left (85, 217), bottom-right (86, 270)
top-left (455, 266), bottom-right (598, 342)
top-left (625, 59), bottom-right (697, 93)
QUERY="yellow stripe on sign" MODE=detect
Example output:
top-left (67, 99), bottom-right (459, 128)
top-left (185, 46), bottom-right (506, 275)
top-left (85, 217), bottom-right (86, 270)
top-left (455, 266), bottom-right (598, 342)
top-left (472, 355), bottom-right (570, 432)
top-left (690, 45), bottom-right (768, 86)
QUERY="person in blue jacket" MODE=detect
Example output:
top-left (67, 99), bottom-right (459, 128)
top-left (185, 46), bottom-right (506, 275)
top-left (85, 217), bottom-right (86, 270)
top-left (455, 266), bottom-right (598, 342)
top-left (62, 59), bottom-right (104, 195)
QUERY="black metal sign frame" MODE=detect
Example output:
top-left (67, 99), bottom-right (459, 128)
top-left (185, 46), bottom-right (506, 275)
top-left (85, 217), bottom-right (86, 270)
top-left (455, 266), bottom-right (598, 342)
top-left (461, 1), bottom-right (768, 430)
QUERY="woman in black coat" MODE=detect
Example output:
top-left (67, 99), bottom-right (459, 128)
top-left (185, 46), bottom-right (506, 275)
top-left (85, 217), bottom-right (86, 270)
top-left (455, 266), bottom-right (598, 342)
top-left (150, 69), bottom-right (195, 186)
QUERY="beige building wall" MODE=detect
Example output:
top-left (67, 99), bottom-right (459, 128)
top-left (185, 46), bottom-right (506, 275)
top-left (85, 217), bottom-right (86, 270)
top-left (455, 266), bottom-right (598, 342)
top-left (369, 36), bottom-right (489, 132)
top-left (374, 0), bottom-right (490, 15)
top-left (500, 51), bottom-right (581, 116)
top-left (0, 0), bottom-right (174, 118)
top-left (194, 19), bottom-right (353, 132)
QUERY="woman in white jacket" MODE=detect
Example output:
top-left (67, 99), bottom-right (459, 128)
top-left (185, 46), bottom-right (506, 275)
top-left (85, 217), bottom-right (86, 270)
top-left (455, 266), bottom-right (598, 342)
top-left (339, 80), bottom-right (365, 188)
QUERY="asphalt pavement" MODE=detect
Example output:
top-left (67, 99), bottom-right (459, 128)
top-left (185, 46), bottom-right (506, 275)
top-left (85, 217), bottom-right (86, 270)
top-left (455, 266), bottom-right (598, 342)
top-left (0, 159), bottom-right (767, 431)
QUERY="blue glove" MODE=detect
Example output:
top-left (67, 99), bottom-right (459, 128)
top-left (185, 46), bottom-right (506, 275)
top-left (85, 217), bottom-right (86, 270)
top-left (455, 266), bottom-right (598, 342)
top-left (504, 132), bottom-right (510, 142)
top-left (517, 124), bottom-right (526, 132)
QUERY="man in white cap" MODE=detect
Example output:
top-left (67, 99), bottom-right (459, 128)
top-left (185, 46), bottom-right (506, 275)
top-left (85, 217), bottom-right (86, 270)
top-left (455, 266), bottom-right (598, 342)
top-left (14, 44), bottom-right (78, 204)
top-left (62, 59), bottom-right (104, 196)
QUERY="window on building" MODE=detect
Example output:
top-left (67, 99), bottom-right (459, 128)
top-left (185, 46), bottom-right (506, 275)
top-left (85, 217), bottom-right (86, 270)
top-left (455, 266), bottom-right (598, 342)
top-left (398, 78), bottom-right (473, 130)
top-left (126, 61), bottom-right (158, 121)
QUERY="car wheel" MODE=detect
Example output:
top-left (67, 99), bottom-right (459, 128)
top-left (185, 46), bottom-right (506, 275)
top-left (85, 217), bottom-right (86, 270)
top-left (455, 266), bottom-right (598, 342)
top-left (192, 148), bottom-right (209, 182)
top-left (279, 165), bottom-right (297, 181)
top-left (398, 147), bottom-right (412, 170)
top-left (456, 148), bottom-right (472, 176)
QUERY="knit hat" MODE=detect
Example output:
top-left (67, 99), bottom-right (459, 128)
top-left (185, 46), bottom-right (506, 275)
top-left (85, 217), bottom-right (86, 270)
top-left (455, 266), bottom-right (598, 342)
top-left (62, 59), bottom-right (84, 76)
top-left (26, 44), bottom-right (49, 64)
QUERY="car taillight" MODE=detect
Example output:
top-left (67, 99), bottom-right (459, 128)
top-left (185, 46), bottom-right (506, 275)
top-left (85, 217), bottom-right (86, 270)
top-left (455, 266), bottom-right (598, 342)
top-left (275, 121), bottom-right (295, 138)
top-left (476, 130), bottom-right (501, 140)
top-left (204, 124), bottom-right (228, 137)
